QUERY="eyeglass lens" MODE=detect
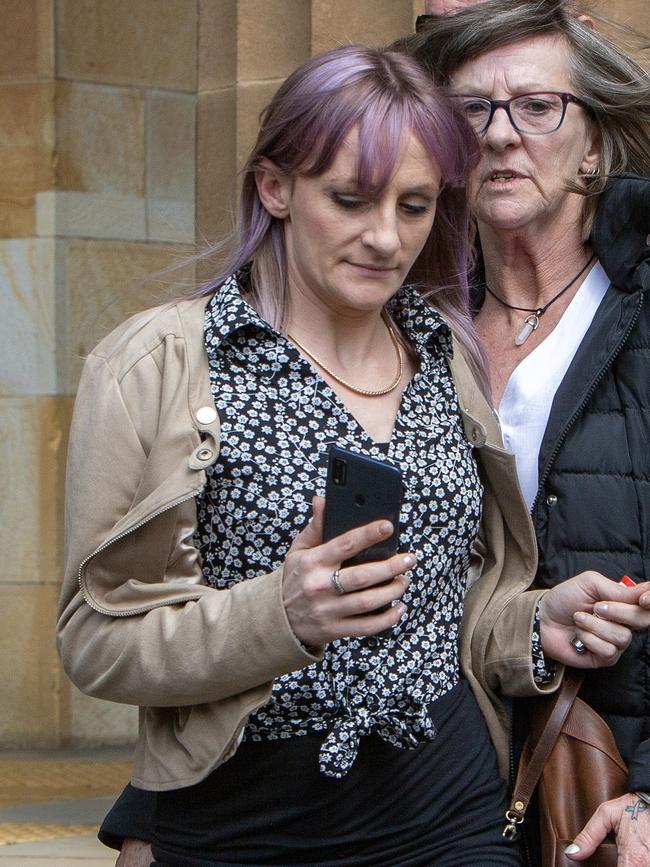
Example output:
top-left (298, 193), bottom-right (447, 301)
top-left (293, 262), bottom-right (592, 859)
top-left (461, 93), bottom-right (566, 134)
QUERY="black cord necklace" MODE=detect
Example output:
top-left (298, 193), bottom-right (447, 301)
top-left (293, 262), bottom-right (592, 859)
top-left (484, 253), bottom-right (596, 346)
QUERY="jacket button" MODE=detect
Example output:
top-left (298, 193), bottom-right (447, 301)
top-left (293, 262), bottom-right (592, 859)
top-left (470, 426), bottom-right (480, 443)
top-left (196, 406), bottom-right (217, 424)
top-left (546, 494), bottom-right (558, 507)
top-left (197, 448), bottom-right (213, 461)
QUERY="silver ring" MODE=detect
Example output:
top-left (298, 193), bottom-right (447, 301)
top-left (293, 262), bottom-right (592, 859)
top-left (571, 636), bottom-right (587, 654)
top-left (331, 569), bottom-right (346, 595)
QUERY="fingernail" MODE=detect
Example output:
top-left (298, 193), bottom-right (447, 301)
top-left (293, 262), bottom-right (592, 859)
top-left (403, 554), bottom-right (415, 567)
top-left (594, 603), bottom-right (609, 616)
top-left (396, 603), bottom-right (408, 616)
top-left (564, 843), bottom-right (581, 855)
top-left (379, 521), bottom-right (392, 535)
top-left (574, 611), bottom-right (587, 623)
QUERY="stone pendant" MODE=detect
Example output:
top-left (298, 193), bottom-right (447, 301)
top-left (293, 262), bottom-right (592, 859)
top-left (515, 313), bottom-right (540, 346)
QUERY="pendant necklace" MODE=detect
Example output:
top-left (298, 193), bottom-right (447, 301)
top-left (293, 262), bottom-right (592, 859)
top-left (288, 315), bottom-right (403, 397)
top-left (484, 254), bottom-right (596, 346)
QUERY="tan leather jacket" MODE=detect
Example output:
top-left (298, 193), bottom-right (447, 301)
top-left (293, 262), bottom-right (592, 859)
top-left (56, 295), bottom-right (559, 791)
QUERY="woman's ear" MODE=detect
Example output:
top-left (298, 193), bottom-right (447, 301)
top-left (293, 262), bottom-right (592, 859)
top-left (255, 159), bottom-right (291, 219)
top-left (580, 125), bottom-right (601, 176)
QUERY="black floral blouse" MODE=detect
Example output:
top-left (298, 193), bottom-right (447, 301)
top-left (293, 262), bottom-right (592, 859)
top-left (195, 273), bottom-right (483, 779)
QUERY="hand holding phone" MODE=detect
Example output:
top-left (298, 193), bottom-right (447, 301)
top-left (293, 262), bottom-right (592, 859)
top-left (323, 446), bottom-right (403, 567)
top-left (280, 448), bottom-right (412, 647)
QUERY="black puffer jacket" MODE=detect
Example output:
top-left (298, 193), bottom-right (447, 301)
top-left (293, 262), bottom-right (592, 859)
top-left (532, 174), bottom-right (650, 791)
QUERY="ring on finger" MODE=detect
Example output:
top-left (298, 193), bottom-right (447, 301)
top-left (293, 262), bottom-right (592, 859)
top-left (571, 635), bottom-right (587, 654)
top-left (331, 568), bottom-right (347, 595)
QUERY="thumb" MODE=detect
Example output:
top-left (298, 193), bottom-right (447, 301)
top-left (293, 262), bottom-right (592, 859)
top-left (289, 496), bottom-right (325, 552)
top-left (593, 577), bottom-right (650, 605)
top-left (628, 580), bottom-right (650, 604)
top-left (564, 802), bottom-right (614, 860)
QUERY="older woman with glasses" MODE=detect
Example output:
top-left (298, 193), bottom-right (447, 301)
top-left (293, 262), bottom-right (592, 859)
top-left (403, 0), bottom-right (650, 862)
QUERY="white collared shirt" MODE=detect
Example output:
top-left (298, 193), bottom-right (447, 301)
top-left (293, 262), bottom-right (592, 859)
top-left (497, 262), bottom-right (610, 510)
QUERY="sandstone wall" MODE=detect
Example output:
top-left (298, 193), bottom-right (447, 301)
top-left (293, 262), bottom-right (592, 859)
top-left (0, 0), bottom-right (423, 749)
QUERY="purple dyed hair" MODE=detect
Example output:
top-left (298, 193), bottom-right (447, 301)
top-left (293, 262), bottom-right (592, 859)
top-left (195, 44), bottom-right (488, 391)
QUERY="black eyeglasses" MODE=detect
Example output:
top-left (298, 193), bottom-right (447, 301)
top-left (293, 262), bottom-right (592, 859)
top-left (452, 92), bottom-right (590, 135)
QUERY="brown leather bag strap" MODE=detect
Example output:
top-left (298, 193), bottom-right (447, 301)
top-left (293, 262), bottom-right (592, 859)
top-left (502, 669), bottom-right (584, 840)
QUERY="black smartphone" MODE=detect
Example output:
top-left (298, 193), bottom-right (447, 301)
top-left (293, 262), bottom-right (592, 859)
top-left (322, 445), bottom-right (402, 567)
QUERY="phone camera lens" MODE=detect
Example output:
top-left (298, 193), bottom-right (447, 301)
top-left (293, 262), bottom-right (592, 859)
top-left (332, 458), bottom-right (347, 487)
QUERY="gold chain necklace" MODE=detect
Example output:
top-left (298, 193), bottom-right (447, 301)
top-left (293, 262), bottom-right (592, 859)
top-left (288, 317), bottom-right (403, 397)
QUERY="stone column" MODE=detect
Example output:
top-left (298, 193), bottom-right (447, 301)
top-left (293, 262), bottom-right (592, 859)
top-left (0, 0), bottom-right (198, 749)
top-left (0, 0), bottom-right (60, 750)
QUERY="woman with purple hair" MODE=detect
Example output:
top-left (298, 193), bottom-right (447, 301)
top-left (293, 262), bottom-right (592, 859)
top-left (57, 44), bottom-right (643, 866)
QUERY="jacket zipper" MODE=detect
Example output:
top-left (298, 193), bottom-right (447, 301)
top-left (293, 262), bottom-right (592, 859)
top-left (77, 486), bottom-right (205, 617)
top-left (531, 291), bottom-right (644, 516)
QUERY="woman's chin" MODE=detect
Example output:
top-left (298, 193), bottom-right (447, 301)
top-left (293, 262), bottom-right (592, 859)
top-left (476, 204), bottom-right (542, 235)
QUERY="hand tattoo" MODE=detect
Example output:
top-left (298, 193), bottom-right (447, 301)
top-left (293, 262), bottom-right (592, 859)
top-left (625, 800), bottom-right (648, 821)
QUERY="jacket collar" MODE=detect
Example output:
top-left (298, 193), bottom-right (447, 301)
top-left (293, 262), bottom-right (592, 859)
top-left (590, 174), bottom-right (650, 293)
top-left (176, 296), bottom-right (219, 435)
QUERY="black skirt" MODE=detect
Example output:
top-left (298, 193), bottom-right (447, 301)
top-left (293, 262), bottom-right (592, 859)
top-left (152, 679), bottom-right (521, 867)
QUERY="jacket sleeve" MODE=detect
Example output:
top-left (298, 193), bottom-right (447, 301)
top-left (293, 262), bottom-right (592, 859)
top-left (57, 350), bottom-right (321, 708)
top-left (482, 589), bottom-right (563, 697)
top-left (461, 465), bottom-right (562, 701)
top-left (629, 738), bottom-right (650, 792)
